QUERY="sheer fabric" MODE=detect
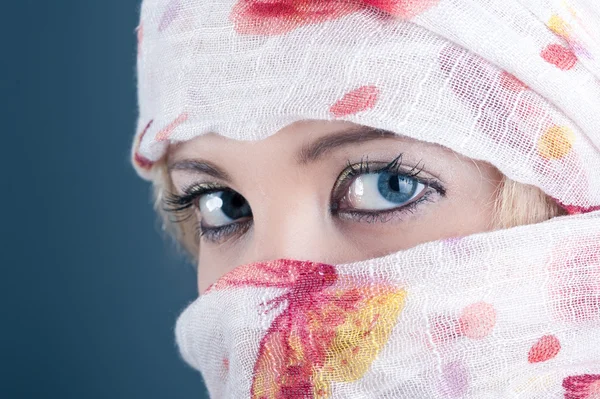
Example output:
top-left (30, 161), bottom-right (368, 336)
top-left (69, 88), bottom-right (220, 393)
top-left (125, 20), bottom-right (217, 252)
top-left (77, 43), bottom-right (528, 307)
top-left (130, 1), bottom-right (600, 397)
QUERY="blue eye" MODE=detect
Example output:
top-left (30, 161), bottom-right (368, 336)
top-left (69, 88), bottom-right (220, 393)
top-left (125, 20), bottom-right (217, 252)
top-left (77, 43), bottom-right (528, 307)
top-left (378, 172), bottom-right (421, 204)
top-left (342, 171), bottom-right (426, 211)
top-left (199, 190), bottom-right (252, 228)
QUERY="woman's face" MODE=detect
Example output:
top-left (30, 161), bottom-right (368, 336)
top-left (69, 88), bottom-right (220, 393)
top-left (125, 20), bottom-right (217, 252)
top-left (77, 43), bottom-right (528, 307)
top-left (167, 120), bottom-right (504, 293)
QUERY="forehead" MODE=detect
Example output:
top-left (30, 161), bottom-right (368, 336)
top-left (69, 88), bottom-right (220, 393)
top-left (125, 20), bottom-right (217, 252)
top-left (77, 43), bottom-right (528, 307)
top-left (167, 119), bottom-right (453, 160)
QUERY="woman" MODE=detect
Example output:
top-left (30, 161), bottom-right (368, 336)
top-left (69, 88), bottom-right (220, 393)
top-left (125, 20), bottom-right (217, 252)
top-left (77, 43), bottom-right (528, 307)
top-left (131, 0), bottom-right (600, 397)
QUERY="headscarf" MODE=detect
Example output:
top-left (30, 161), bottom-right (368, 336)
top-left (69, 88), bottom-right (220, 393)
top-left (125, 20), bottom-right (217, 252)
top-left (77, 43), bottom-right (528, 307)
top-left (131, 0), bottom-right (600, 397)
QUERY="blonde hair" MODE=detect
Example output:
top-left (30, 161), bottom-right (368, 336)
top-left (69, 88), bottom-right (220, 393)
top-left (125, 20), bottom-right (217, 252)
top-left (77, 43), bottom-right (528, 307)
top-left (149, 159), bottom-right (567, 264)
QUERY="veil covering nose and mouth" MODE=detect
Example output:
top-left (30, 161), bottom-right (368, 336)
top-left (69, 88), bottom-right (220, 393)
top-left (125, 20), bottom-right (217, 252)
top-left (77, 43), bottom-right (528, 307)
top-left (130, 0), bottom-right (600, 398)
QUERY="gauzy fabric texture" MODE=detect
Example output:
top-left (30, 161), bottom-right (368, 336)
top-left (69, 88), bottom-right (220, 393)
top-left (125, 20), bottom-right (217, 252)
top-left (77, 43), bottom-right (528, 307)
top-left (175, 212), bottom-right (600, 398)
top-left (132, 0), bottom-right (600, 213)
top-left (129, 0), bottom-right (600, 398)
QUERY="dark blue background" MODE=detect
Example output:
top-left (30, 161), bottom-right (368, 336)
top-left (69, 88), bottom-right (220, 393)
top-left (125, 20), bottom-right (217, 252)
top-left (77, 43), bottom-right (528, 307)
top-left (2, 1), bottom-right (207, 397)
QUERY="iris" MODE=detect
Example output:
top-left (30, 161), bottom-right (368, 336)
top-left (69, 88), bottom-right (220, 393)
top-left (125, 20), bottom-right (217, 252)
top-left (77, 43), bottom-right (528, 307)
top-left (377, 172), bottom-right (419, 204)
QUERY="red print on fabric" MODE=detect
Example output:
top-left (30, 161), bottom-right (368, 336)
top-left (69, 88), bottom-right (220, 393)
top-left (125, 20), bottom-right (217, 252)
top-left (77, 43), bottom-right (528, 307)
top-left (206, 259), bottom-right (406, 399)
top-left (330, 85), bottom-right (379, 117)
top-left (555, 201), bottom-right (600, 215)
top-left (541, 43), bottom-right (578, 70)
top-left (563, 374), bottom-right (600, 399)
top-left (155, 113), bottom-right (189, 142)
top-left (527, 335), bottom-right (561, 363)
top-left (230, 0), bottom-right (439, 35)
top-left (133, 120), bottom-right (154, 170)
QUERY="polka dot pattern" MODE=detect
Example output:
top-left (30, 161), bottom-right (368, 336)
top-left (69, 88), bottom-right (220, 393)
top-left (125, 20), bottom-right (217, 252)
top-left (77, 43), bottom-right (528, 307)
top-left (329, 85), bottom-right (380, 117)
top-left (537, 125), bottom-right (575, 160)
top-left (439, 361), bottom-right (469, 397)
top-left (548, 14), bottom-right (570, 38)
top-left (136, 0), bottom-right (600, 395)
top-left (541, 43), bottom-right (577, 70)
top-left (528, 335), bottom-right (561, 363)
top-left (459, 302), bottom-right (496, 339)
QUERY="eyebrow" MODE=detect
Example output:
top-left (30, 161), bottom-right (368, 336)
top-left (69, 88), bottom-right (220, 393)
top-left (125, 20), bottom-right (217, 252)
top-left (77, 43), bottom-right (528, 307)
top-left (168, 158), bottom-right (232, 181)
top-left (296, 126), bottom-right (399, 164)
top-left (167, 125), bottom-right (400, 181)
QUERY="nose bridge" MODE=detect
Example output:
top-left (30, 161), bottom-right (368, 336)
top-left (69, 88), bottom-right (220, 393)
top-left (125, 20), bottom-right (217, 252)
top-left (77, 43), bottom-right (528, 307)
top-left (246, 186), bottom-right (329, 263)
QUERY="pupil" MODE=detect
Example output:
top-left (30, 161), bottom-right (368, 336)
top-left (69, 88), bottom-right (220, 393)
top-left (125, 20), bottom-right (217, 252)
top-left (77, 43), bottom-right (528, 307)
top-left (220, 191), bottom-right (252, 219)
top-left (231, 193), bottom-right (245, 208)
top-left (389, 175), bottom-right (400, 192)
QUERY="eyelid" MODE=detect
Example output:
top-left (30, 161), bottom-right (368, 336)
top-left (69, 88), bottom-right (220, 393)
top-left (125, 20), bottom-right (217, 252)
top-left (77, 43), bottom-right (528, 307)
top-left (334, 188), bottom-right (439, 224)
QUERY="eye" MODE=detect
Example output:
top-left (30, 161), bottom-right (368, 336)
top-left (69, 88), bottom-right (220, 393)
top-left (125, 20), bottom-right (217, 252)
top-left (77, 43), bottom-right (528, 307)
top-left (199, 190), bottom-right (252, 228)
top-left (163, 183), bottom-right (254, 244)
top-left (342, 171), bottom-right (426, 211)
top-left (330, 154), bottom-right (446, 223)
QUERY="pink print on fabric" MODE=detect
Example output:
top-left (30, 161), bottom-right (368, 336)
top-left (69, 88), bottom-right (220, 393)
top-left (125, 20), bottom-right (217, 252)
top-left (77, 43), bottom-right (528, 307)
top-left (155, 113), bottom-right (189, 142)
top-left (230, 0), bottom-right (439, 35)
top-left (133, 120), bottom-right (154, 170)
top-left (206, 259), bottom-right (406, 399)
top-left (329, 85), bottom-right (380, 117)
top-left (159, 0), bottom-right (182, 32)
top-left (459, 302), bottom-right (496, 340)
top-left (541, 43), bottom-right (578, 70)
top-left (428, 302), bottom-right (496, 346)
top-left (563, 374), bottom-right (600, 399)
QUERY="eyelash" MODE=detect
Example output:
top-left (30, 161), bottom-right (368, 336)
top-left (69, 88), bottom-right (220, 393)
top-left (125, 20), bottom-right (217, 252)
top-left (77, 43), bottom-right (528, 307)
top-left (163, 153), bottom-right (446, 244)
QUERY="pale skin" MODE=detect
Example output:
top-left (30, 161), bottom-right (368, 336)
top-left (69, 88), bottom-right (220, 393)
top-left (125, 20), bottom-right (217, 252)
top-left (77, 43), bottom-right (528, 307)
top-left (166, 119), bottom-right (504, 294)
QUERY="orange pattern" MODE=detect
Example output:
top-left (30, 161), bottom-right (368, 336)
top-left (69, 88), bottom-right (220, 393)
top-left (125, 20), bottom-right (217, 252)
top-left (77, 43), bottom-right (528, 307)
top-left (537, 125), bottom-right (575, 160)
